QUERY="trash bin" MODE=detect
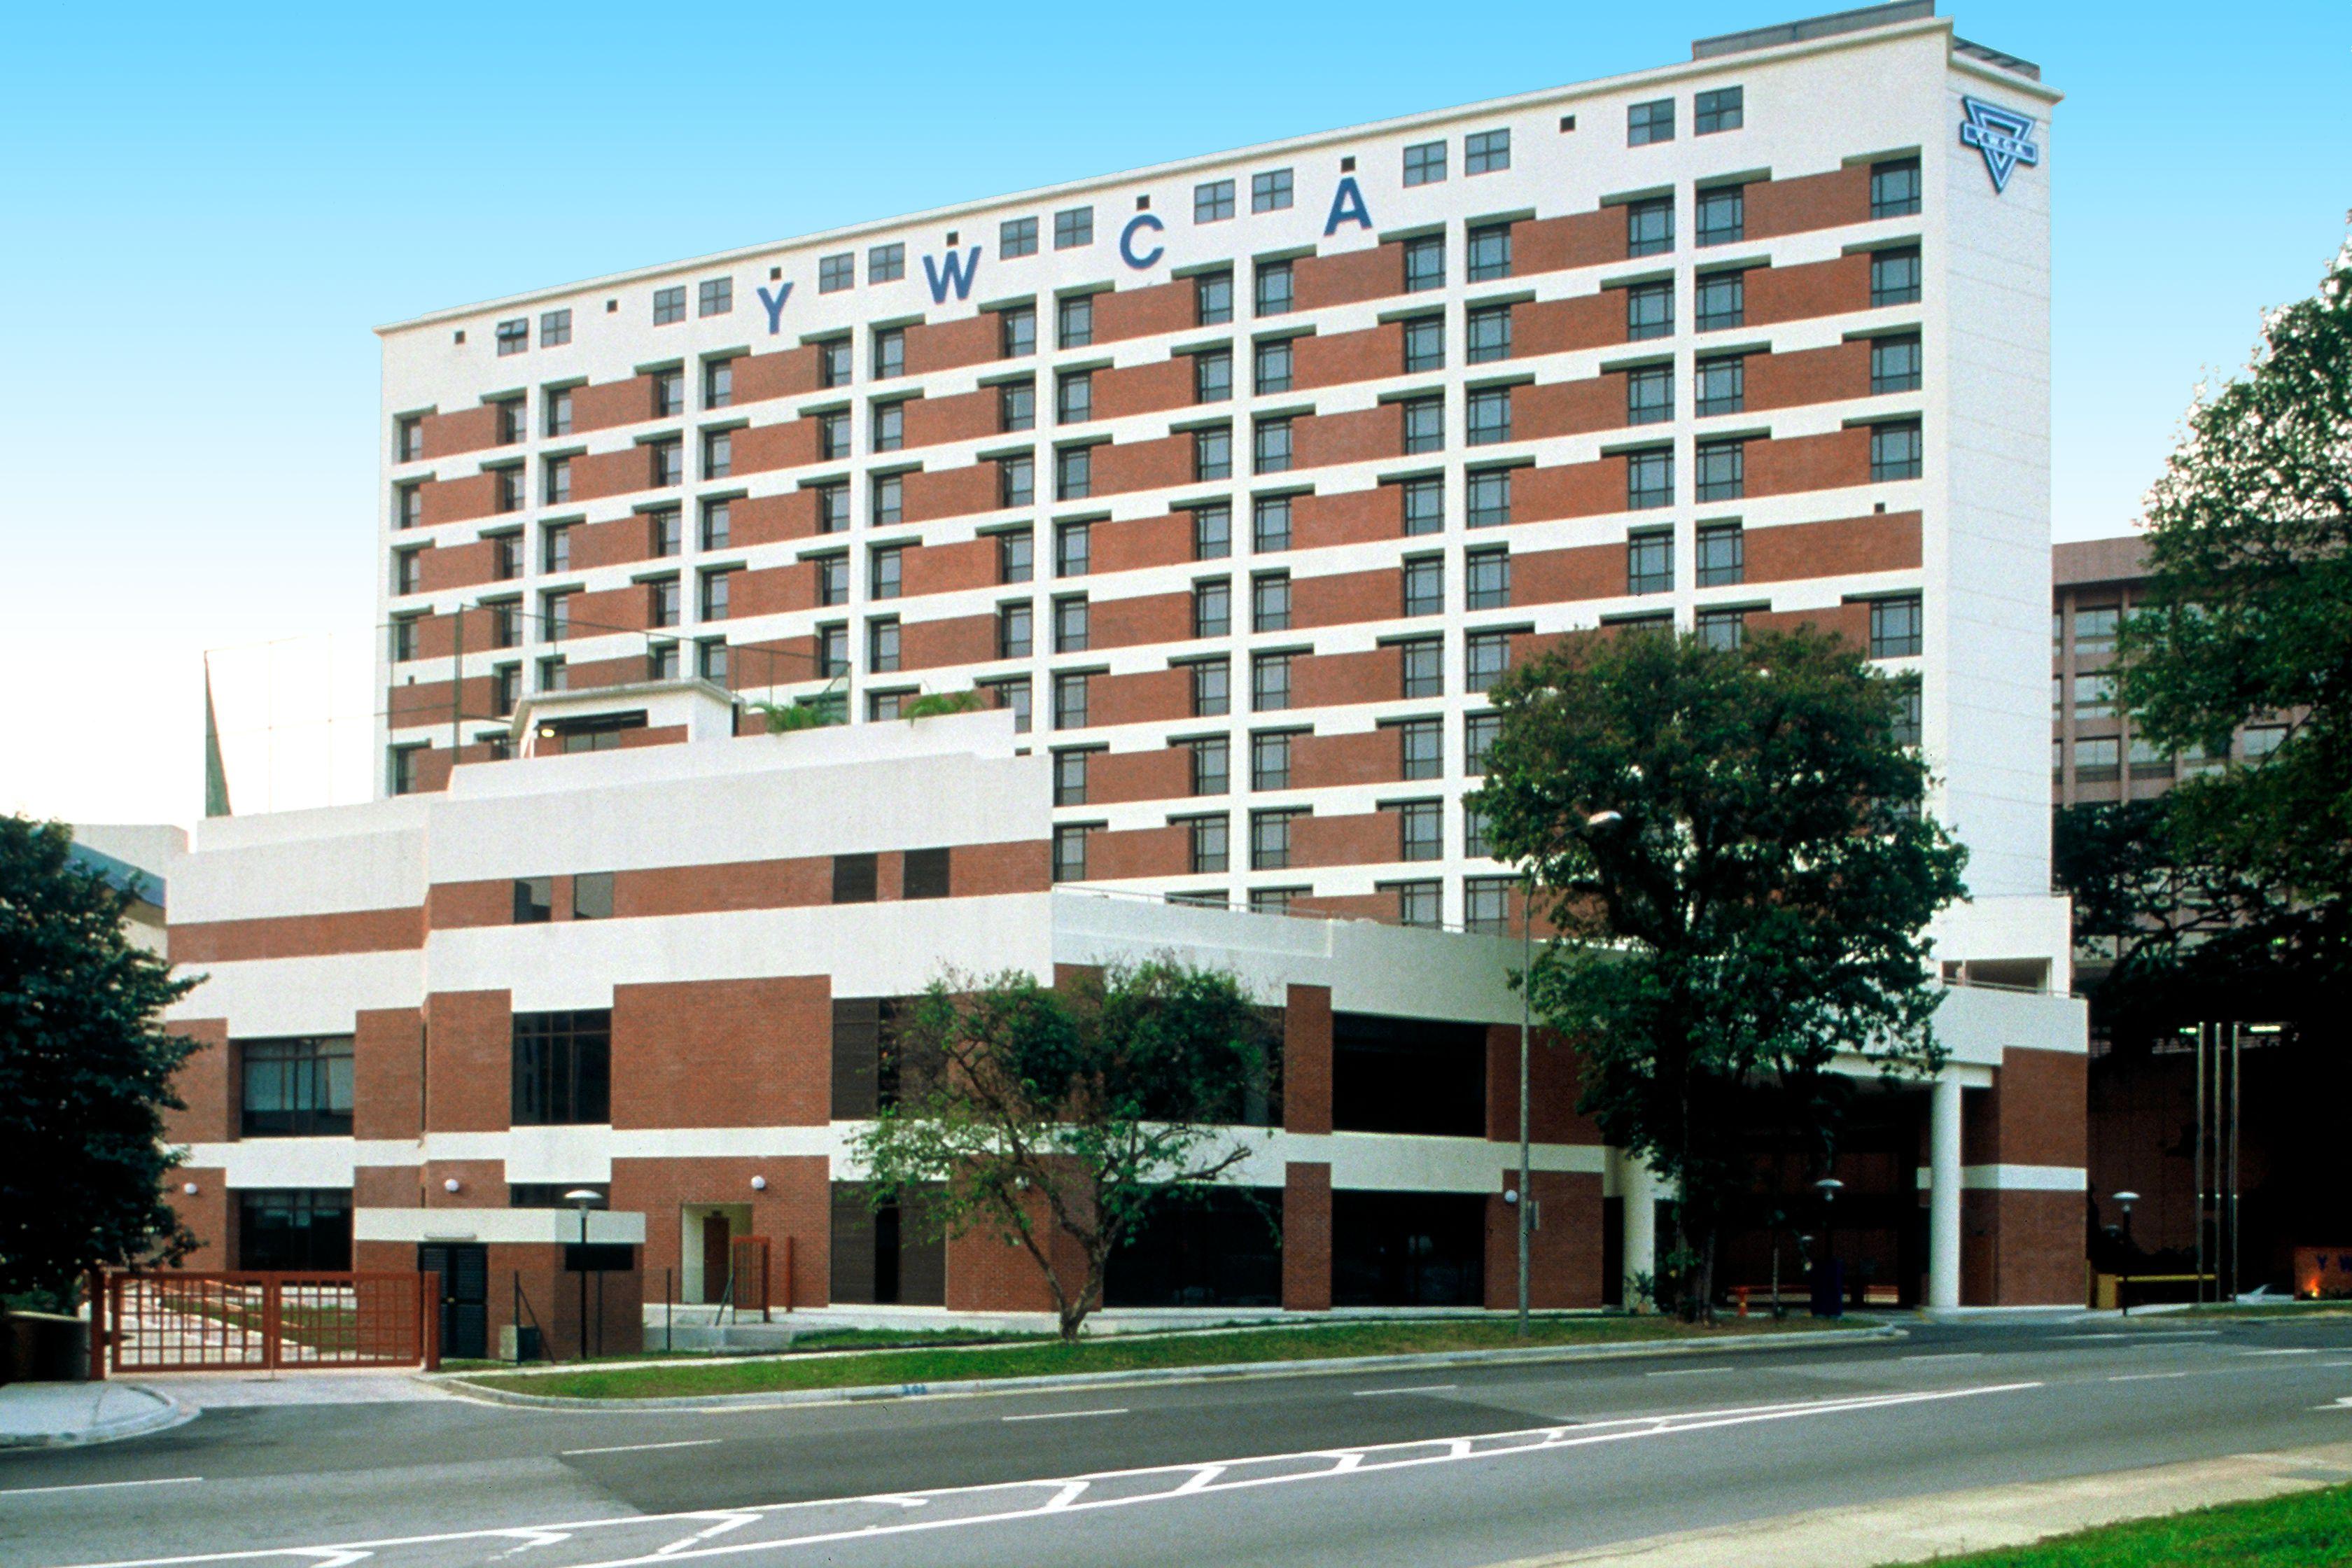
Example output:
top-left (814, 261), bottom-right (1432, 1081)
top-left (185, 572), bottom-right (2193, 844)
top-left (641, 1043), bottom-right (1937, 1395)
top-left (4, 1311), bottom-right (91, 1382)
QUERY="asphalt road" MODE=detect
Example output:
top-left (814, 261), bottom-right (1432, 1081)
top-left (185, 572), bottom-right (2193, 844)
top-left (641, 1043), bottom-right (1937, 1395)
top-left (8, 1315), bottom-right (2352, 1568)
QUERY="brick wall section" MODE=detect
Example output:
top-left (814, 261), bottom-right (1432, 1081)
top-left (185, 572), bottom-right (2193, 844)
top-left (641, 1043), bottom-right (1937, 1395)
top-left (1292, 728), bottom-right (1400, 790)
top-left (900, 612), bottom-right (996, 671)
top-left (386, 673), bottom-right (496, 731)
top-left (1092, 666), bottom-right (1191, 727)
top-left (1516, 541), bottom-right (1624, 608)
top-left (1282, 1161), bottom-right (1333, 1309)
top-left (1749, 254), bottom-right (1872, 327)
top-left (733, 344), bottom-right (823, 406)
top-left (730, 417), bottom-right (820, 477)
top-left (1514, 294), bottom-right (1624, 357)
top-left (419, 403), bottom-right (501, 460)
top-left (168, 1181), bottom-right (232, 1270)
top-left (163, 1018), bottom-right (230, 1146)
top-left (354, 1007), bottom-right (424, 1142)
top-left (1293, 323), bottom-right (1401, 391)
top-left (612, 976), bottom-right (830, 1129)
top-left (1095, 357), bottom-right (1194, 421)
top-left (1293, 648), bottom-right (1398, 708)
top-left (1292, 566), bottom-right (1399, 630)
top-left (904, 388), bottom-right (1001, 449)
top-left (406, 603), bottom-right (493, 662)
top-left (1748, 600), bottom-right (1871, 645)
top-left (1484, 1026), bottom-right (1600, 1147)
top-left (1518, 455), bottom-right (1629, 524)
top-left (1292, 487), bottom-right (1400, 551)
top-left (1093, 590), bottom-right (1190, 650)
top-left (1087, 824), bottom-right (1189, 881)
top-left (610, 1154), bottom-right (831, 1306)
top-left (1748, 340), bottom-right (1873, 411)
top-left (1096, 281), bottom-right (1194, 344)
top-left (569, 446), bottom-right (654, 504)
top-left (1295, 241), bottom-right (1404, 309)
top-left (1749, 428), bottom-right (1871, 498)
top-left (1748, 164), bottom-right (1871, 239)
top-left (415, 538), bottom-right (505, 593)
top-left (904, 463), bottom-right (1000, 523)
top-left (571, 514), bottom-right (658, 572)
top-left (732, 561), bottom-right (818, 620)
top-left (423, 990), bottom-right (512, 1134)
top-left (1282, 984), bottom-right (1332, 1135)
top-left (1748, 512), bottom-right (1922, 582)
top-left (1089, 746), bottom-right (1189, 804)
top-left (1517, 209), bottom-right (1625, 273)
top-left (171, 908), bottom-right (424, 963)
top-left (1093, 512), bottom-right (1193, 574)
top-left (732, 490), bottom-right (822, 547)
top-left (420, 473), bottom-right (499, 527)
top-left (569, 374), bottom-right (657, 434)
top-left (1093, 434), bottom-right (1191, 497)
top-left (1290, 810), bottom-right (1399, 869)
top-left (1294, 406), bottom-right (1399, 470)
top-left (905, 315), bottom-right (1000, 376)
top-left (944, 1184), bottom-right (1088, 1312)
top-left (1519, 372), bottom-right (1628, 441)
top-left (1483, 1170), bottom-right (1604, 1309)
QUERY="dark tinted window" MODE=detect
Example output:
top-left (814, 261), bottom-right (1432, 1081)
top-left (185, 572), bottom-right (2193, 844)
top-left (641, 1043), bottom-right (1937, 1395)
top-left (1332, 1012), bottom-right (1485, 1136)
top-left (512, 1009), bottom-right (612, 1126)
top-left (833, 853), bottom-right (878, 903)
top-left (903, 846), bottom-right (951, 899)
top-left (239, 1036), bottom-right (354, 1138)
top-left (1333, 1191), bottom-right (1485, 1306)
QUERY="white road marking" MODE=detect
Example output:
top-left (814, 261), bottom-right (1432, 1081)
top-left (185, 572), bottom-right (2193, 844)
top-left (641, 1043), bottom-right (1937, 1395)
top-left (2059, 1331), bottom-right (2220, 1340)
top-left (2239, 1348), bottom-right (2317, 1357)
top-left (1644, 1367), bottom-right (1733, 1378)
top-left (1351, 1383), bottom-right (1458, 1396)
top-left (0, 1476), bottom-right (203, 1498)
top-left (2108, 1371), bottom-right (2196, 1382)
top-left (1900, 1353), bottom-right (1982, 1362)
top-left (2311, 1396), bottom-right (2352, 1411)
top-left (562, 1440), bottom-right (724, 1457)
top-left (48, 1381), bottom-right (2045, 1568)
top-left (2325, 1361), bottom-right (2352, 1368)
top-left (1000, 1407), bottom-right (1128, 1423)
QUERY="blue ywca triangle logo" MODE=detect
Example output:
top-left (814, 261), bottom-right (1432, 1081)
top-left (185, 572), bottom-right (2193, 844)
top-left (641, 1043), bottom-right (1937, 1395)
top-left (1959, 97), bottom-right (2040, 193)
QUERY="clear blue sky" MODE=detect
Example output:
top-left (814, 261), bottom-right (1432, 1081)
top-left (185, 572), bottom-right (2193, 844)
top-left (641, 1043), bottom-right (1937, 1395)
top-left (1, 1), bottom-right (2346, 824)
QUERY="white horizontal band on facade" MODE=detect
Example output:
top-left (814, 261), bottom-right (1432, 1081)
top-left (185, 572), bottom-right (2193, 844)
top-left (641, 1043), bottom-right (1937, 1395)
top-left (353, 1207), bottom-right (647, 1245)
top-left (1912, 1163), bottom-right (2088, 1192)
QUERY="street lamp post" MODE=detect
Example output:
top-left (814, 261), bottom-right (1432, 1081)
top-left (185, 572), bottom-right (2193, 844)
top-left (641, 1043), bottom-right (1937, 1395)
top-left (2114, 1190), bottom-right (2139, 1316)
top-left (566, 1188), bottom-right (601, 1362)
top-left (1814, 1177), bottom-right (1845, 1317)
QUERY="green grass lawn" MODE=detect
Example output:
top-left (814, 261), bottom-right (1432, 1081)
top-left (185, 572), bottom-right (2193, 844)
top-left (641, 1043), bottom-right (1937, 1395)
top-left (1882, 1483), bottom-right (2352, 1567)
top-left (456, 1312), bottom-right (1865, 1401)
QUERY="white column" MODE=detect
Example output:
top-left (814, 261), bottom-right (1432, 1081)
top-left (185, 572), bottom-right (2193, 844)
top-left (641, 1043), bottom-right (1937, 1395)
top-left (1928, 1073), bottom-right (1964, 1310)
top-left (1622, 1156), bottom-right (1660, 1310)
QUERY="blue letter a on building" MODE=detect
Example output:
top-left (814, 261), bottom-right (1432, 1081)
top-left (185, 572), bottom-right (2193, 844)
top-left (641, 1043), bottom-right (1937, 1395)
top-left (924, 246), bottom-right (983, 304)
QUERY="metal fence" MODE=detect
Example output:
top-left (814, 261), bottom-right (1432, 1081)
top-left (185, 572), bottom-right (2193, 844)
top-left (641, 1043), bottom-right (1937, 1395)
top-left (99, 1271), bottom-right (438, 1375)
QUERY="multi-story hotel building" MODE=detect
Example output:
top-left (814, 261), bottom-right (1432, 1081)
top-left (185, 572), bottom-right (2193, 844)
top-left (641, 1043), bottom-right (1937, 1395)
top-left (136, 3), bottom-right (2091, 1334)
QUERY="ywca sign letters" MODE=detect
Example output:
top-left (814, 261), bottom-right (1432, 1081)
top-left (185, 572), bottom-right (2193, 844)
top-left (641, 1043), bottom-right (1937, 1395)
top-left (1960, 97), bottom-right (2040, 194)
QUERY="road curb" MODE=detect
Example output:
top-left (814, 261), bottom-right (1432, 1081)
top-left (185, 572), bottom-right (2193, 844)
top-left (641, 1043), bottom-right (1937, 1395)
top-left (440, 1323), bottom-right (1902, 1412)
top-left (0, 1386), bottom-right (195, 1449)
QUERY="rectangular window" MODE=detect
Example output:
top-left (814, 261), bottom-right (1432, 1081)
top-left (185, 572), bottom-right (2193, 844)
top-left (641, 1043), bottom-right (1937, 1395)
top-left (1628, 528), bottom-right (1674, 594)
top-left (1465, 387), bottom-right (1511, 447)
top-left (1252, 494), bottom-right (1292, 552)
top-left (1054, 596), bottom-right (1089, 652)
top-left (511, 1010), bottom-right (612, 1126)
top-left (1193, 578), bottom-right (1231, 638)
top-left (1250, 809), bottom-right (1298, 870)
top-left (819, 339), bottom-right (853, 388)
top-left (1000, 305), bottom-right (1037, 358)
top-left (1627, 363), bottom-right (1673, 424)
top-left (1404, 139), bottom-right (1447, 186)
top-left (1695, 522), bottom-right (1744, 586)
top-left (1398, 718), bottom-right (1441, 780)
top-left (872, 326), bottom-right (905, 379)
top-left (1192, 660), bottom-right (1231, 719)
top-left (870, 545), bottom-right (904, 600)
top-left (1872, 334), bottom-right (1923, 393)
top-left (866, 242), bottom-right (905, 283)
top-left (1403, 397), bottom-right (1445, 454)
top-left (698, 278), bottom-right (732, 318)
top-left (700, 568), bottom-right (733, 622)
top-left (831, 853), bottom-right (879, 905)
top-left (1193, 503), bottom-right (1232, 560)
top-left (647, 575), bottom-right (681, 628)
top-left (1055, 520), bottom-right (1091, 578)
top-left (496, 398), bottom-right (527, 444)
top-left (1466, 547), bottom-right (1510, 610)
top-left (1463, 804), bottom-right (1493, 859)
top-left (2075, 736), bottom-right (2122, 782)
top-left (652, 287), bottom-right (685, 326)
top-left (1401, 637), bottom-right (1443, 699)
top-left (1696, 607), bottom-right (1744, 650)
top-left (1466, 223), bottom-right (1513, 282)
top-left (1404, 235), bottom-right (1446, 293)
top-left (1628, 448), bottom-right (1674, 509)
top-left (572, 871), bottom-right (615, 920)
top-left (1250, 731), bottom-right (1291, 790)
top-left (1053, 825), bottom-right (1090, 883)
top-left (1000, 452), bottom-right (1035, 507)
top-left (239, 1035), bottom-right (355, 1138)
top-left (1254, 260), bottom-right (1294, 317)
top-left (1695, 438), bottom-right (1744, 501)
top-left (1056, 370), bottom-right (1093, 424)
top-left (2075, 673), bottom-right (2117, 719)
top-left (1058, 293), bottom-right (1094, 348)
top-left (1056, 445), bottom-right (1091, 500)
top-left (2074, 606), bottom-right (2120, 654)
top-left (1464, 876), bottom-right (1514, 935)
top-left (1403, 475), bottom-right (1446, 535)
top-left (995, 383), bottom-right (1039, 440)
top-left (1871, 157), bottom-right (1923, 219)
top-left (1252, 651), bottom-right (1291, 711)
top-left (1254, 417), bottom-right (1292, 473)
top-left (1695, 85), bottom-right (1743, 134)
top-left (1196, 270), bottom-right (1234, 326)
top-left (818, 623), bottom-right (848, 676)
top-left (1466, 304), bottom-right (1511, 364)
top-left (1195, 348), bottom-right (1233, 403)
top-left (868, 617), bottom-right (900, 673)
top-left (1872, 246), bottom-right (1922, 307)
top-left (1870, 595), bottom-right (1924, 658)
top-left (872, 472), bottom-right (903, 526)
top-left (1195, 425), bottom-right (1233, 481)
top-left (997, 601), bottom-right (1033, 657)
top-left (395, 483), bottom-right (423, 530)
top-left (699, 639), bottom-right (729, 684)
top-left (540, 309), bottom-right (571, 347)
top-left (1054, 671), bottom-right (1089, 730)
top-left (1394, 800), bottom-right (1442, 862)
top-left (1404, 555), bottom-right (1443, 617)
top-left (1186, 814), bottom-right (1230, 874)
top-left (1464, 710), bottom-right (1499, 775)
top-left (1054, 748), bottom-right (1089, 806)
top-left (987, 676), bottom-right (1032, 733)
top-left (652, 438), bottom-right (685, 486)
top-left (496, 317), bottom-right (528, 356)
top-left (1695, 186), bottom-right (1744, 248)
top-left (701, 428), bottom-right (732, 479)
top-left (1000, 216), bottom-right (1039, 258)
top-left (499, 465), bottom-right (528, 512)
top-left (1466, 468), bottom-right (1511, 530)
top-left (1055, 206), bottom-right (1094, 249)
top-left (394, 416), bottom-right (424, 463)
top-left (1465, 630), bottom-right (1509, 693)
top-left (538, 458), bottom-right (569, 506)
top-left (1627, 196), bottom-right (1674, 258)
top-left (1404, 314), bottom-right (1446, 373)
top-left (492, 661), bottom-right (521, 713)
top-left (1254, 338), bottom-right (1293, 395)
top-left (1628, 280), bottom-right (1674, 340)
top-left (541, 524), bottom-right (572, 574)
top-left (1695, 354), bottom-right (1745, 416)
top-left (998, 528), bottom-right (1035, 584)
top-left (819, 253), bottom-right (853, 293)
top-left (1464, 128), bottom-right (1510, 174)
top-left (703, 358), bottom-right (734, 410)
top-left (1695, 270), bottom-right (1744, 331)
top-left (1871, 420), bottom-right (1924, 480)
top-left (816, 479), bottom-right (850, 533)
top-left (1252, 168), bottom-right (1294, 212)
top-left (1628, 97), bottom-right (1674, 145)
top-left (1195, 179), bottom-right (1236, 223)
top-left (1252, 573), bottom-right (1290, 631)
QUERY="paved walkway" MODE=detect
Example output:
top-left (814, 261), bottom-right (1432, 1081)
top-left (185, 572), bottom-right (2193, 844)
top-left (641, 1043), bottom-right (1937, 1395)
top-left (1499, 1439), bottom-right (2352, 1567)
top-left (0, 1382), bottom-right (190, 1448)
top-left (118, 1369), bottom-right (453, 1408)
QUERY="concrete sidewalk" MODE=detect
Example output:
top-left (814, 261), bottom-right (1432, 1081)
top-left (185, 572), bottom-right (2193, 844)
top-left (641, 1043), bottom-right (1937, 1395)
top-left (0, 1382), bottom-right (191, 1448)
top-left (1497, 1440), bottom-right (2352, 1567)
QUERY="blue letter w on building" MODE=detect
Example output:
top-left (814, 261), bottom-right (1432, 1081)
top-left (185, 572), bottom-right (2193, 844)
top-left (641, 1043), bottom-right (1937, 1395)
top-left (923, 246), bottom-right (983, 304)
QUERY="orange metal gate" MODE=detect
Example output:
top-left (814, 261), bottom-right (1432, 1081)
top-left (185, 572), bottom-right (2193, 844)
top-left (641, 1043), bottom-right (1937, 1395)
top-left (99, 1271), bottom-right (439, 1376)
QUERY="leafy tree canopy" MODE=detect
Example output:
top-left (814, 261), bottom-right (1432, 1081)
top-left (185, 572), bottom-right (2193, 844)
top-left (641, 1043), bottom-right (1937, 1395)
top-left (1472, 627), bottom-right (1966, 1318)
top-left (0, 818), bottom-right (200, 1303)
top-left (852, 960), bottom-right (1273, 1340)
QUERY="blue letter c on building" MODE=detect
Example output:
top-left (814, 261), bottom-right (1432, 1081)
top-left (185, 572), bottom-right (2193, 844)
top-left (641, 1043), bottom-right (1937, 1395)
top-left (1119, 213), bottom-right (1166, 270)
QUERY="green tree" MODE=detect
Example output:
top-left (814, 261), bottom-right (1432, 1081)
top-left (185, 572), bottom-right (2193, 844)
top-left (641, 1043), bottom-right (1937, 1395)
top-left (852, 961), bottom-right (1273, 1340)
top-left (0, 818), bottom-right (201, 1303)
top-left (2108, 238), bottom-right (2352, 1017)
top-left (1472, 628), bottom-right (1966, 1320)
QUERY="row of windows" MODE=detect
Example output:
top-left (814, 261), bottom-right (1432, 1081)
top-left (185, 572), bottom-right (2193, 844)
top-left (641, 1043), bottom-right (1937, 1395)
top-left (490, 274), bottom-right (734, 358)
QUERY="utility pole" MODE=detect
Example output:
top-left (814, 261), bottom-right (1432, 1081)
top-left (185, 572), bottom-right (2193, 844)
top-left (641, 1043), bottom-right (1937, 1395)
top-left (1516, 872), bottom-right (1532, 1338)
